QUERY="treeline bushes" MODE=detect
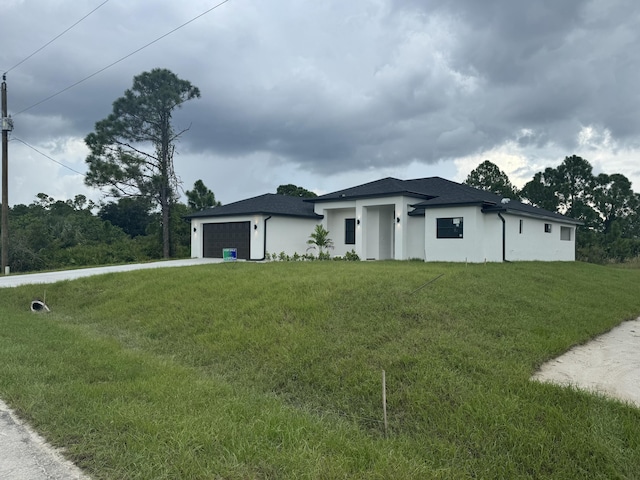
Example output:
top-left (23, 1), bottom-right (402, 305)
top-left (3, 194), bottom-right (191, 273)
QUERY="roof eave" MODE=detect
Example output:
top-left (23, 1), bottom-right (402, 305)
top-left (481, 205), bottom-right (583, 225)
top-left (412, 200), bottom-right (491, 209)
top-left (310, 191), bottom-right (434, 203)
top-left (185, 211), bottom-right (323, 220)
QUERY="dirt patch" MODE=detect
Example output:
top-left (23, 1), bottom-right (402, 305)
top-left (532, 318), bottom-right (640, 408)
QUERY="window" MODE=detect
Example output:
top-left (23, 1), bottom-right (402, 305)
top-left (519, 219), bottom-right (523, 234)
top-left (345, 218), bottom-right (356, 244)
top-left (560, 226), bottom-right (572, 241)
top-left (544, 223), bottom-right (552, 233)
top-left (437, 217), bottom-right (463, 238)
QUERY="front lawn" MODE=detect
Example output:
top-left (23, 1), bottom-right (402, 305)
top-left (1, 261), bottom-right (639, 478)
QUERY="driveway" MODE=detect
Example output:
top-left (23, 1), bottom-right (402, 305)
top-left (533, 317), bottom-right (640, 408)
top-left (0, 258), bottom-right (223, 289)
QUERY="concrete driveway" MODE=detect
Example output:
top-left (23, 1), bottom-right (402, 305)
top-left (0, 257), bottom-right (223, 288)
top-left (0, 258), bottom-right (223, 479)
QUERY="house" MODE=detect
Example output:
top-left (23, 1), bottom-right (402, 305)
top-left (187, 193), bottom-right (322, 261)
top-left (187, 177), bottom-right (581, 262)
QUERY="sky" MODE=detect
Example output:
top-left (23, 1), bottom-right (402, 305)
top-left (1, 0), bottom-right (639, 208)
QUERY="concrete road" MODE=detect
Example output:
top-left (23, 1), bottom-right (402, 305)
top-left (0, 258), bottom-right (224, 479)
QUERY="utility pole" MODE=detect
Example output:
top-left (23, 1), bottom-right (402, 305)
top-left (1, 74), bottom-right (12, 275)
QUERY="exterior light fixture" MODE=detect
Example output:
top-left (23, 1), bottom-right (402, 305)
top-left (356, 219), bottom-right (360, 225)
top-left (396, 217), bottom-right (400, 223)
top-left (254, 224), bottom-right (258, 230)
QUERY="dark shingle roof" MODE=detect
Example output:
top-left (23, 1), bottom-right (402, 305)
top-left (309, 177), bottom-right (437, 202)
top-left (185, 194), bottom-right (322, 219)
top-left (186, 177), bottom-right (580, 225)
top-left (311, 176), bottom-right (581, 224)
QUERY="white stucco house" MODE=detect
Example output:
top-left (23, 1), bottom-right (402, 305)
top-left (187, 177), bottom-right (581, 262)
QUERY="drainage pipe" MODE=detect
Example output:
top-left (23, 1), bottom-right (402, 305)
top-left (497, 212), bottom-right (508, 262)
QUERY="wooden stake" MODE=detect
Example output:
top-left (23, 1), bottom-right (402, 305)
top-left (382, 369), bottom-right (388, 437)
top-left (408, 273), bottom-right (444, 295)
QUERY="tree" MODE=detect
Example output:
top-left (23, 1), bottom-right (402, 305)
top-left (84, 68), bottom-right (201, 258)
top-left (170, 202), bottom-right (192, 257)
top-left (306, 224), bottom-right (333, 259)
top-left (520, 156), bottom-right (599, 226)
top-left (552, 155), bottom-right (597, 223)
top-left (277, 184), bottom-right (317, 198)
top-left (520, 169), bottom-right (560, 212)
top-left (625, 194), bottom-right (640, 239)
top-left (464, 160), bottom-right (518, 199)
top-left (593, 173), bottom-right (638, 235)
top-left (99, 197), bottom-right (153, 237)
top-left (186, 179), bottom-right (221, 212)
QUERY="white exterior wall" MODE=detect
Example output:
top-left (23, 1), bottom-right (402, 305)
top-left (406, 215), bottom-right (426, 260)
top-left (265, 216), bottom-right (320, 258)
top-left (191, 218), bottom-right (204, 258)
top-left (479, 211), bottom-right (505, 262)
top-left (424, 206), bottom-right (502, 262)
top-left (421, 207), bottom-right (577, 263)
top-left (363, 204), bottom-right (394, 259)
top-left (190, 215), bottom-right (319, 260)
top-left (325, 207), bottom-right (357, 257)
top-left (504, 214), bottom-right (576, 261)
top-left (314, 196), bottom-right (417, 260)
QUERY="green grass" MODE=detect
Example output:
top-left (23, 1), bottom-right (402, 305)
top-left (1, 261), bottom-right (640, 479)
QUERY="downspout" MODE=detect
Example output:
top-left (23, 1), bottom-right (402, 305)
top-left (497, 212), bottom-right (509, 262)
top-left (250, 215), bottom-right (272, 261)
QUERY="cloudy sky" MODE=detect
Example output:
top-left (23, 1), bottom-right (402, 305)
top-left (2, 0), bottom-right (639, 207)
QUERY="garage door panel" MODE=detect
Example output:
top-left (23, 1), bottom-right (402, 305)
top-left (203, 222), bottom-right (251, 259)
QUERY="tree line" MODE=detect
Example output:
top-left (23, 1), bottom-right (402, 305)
top-left (464, 156), bottom-right (640, 263)
top-left (1, 181), bottom-right (219, 273)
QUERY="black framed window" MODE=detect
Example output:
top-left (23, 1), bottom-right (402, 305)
top-left (436, 217), bottom-right (463, 238)
top-left (544, 223), bottom-right (552, 233)
top-left (345, 218), bottom-right (356, 244)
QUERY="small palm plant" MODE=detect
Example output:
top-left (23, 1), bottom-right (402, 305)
top-left (307, 224), bottom-right (334, 259)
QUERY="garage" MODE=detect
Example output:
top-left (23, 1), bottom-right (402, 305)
top-left (203, 222), bottom-right (251, 259)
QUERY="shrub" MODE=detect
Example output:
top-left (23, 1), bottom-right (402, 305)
top-left (344, 249), bottom-right (360, 261)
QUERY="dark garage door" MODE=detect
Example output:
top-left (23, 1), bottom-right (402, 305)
top-left (203, 222), bottom-right (251, 260)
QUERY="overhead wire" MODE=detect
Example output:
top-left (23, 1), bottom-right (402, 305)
top-left (11, 137), bottom-right (86, 176)
top-left (3, 0), bottom-right (112, 76)
top-left (14, 0), bottom-right (232, 116)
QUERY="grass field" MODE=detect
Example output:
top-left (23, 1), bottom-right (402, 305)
top-left (1, 261), bottom-right (639, 479)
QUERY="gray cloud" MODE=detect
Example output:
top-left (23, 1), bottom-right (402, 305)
top-left (2, 0), bottom-right (640, 206)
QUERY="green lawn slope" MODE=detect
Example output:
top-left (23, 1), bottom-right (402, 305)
top-left (1, 261), bottom-right (639, 479)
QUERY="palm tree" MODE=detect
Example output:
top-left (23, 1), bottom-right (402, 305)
top-left (306, 224), bottom-right (334, 259)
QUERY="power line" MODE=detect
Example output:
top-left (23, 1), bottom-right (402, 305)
top-left (11, 137), bottom-right (85, 176)
top-left (14, 0), bottom-right (232, 116)
top-left (4, 0), bottom-right (111, 76)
